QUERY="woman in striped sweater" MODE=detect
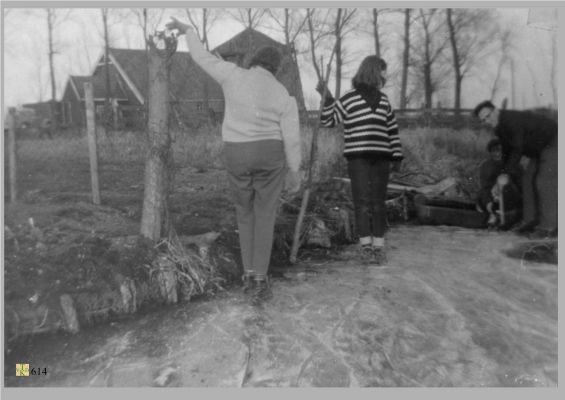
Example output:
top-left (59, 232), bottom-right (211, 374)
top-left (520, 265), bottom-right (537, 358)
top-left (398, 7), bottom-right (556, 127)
top-left (317, 56), bottom-right (403, 263)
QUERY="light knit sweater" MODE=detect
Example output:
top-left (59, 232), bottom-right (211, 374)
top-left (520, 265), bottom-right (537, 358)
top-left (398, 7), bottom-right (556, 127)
top-left (184, 30), bottom-right (301, 172)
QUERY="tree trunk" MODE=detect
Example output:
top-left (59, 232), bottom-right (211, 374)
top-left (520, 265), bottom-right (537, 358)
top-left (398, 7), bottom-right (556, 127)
top-left (334, 8), bottom-right (343, 98)
top-left (551, 32), bottom-right (557, 107)
top-left (102, 9), bottom-right (113, 129)
top-left (284, 8), bottom-right (291, 46)
top-left (202, 9), bottom-right (210, 122)
top-left (423, 17), bottom-right (433, 109)
top-left (424, 61), bottom-right (433, 109)
top-left (140, 34), bottom-right (176, 242)
top-left (446, 9), bottom-right (461, 115)
top-left (47, 9), bottom-right (57, 136)
top-left (400, 9), bottom-right (410, 109)
top-left (372, 9), bottom-right (381, 58)
top-left (143, 9), bottom-right (149, 128)
top-left (490, 55), bottom-right (505, 100)
top-left (306, 9), bottom-right (322, 82)
top-left (143, 8), bottom-right (148, 52)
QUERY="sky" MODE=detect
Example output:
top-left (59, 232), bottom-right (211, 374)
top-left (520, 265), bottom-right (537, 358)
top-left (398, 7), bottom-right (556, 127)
top-left (1, 5), bottom-right (559, 111)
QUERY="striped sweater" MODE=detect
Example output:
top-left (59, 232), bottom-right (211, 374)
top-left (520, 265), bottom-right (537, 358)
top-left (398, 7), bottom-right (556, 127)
top-left (321, 89), bottom-right (403, 161)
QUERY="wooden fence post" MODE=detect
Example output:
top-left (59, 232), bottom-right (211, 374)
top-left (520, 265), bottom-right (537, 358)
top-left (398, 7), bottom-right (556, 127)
top-left (7, 107), bottom-right (17, 203)
top-left (84, 82), bottom-right (101, 205)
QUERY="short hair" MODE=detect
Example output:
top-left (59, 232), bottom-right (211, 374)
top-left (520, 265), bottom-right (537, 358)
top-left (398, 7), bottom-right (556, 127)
top-left (248, 46), bottom-right (282, 75)
top-left (486, 138), bottom-right (501, 152)
top-left (352, 55), bottom-right (387, 90)
top-left (473, 100), bottom-right (495, 117)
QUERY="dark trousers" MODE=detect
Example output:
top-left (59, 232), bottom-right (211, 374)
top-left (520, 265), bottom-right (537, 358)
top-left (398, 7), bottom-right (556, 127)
top-left (523, 138), bottom-right (558, 231)
top-left (347, 157), bottom-right (390, 239)
top-left (224, 140), bottom-right (286, 276)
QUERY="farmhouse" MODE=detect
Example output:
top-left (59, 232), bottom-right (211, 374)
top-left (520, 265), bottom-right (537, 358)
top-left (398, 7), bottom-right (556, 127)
top-left (58, 27), bottom-right (306, 130)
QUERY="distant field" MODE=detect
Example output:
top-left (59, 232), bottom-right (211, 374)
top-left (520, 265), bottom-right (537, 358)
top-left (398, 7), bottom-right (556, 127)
top-left (7, 123), bottom-right (492, 202)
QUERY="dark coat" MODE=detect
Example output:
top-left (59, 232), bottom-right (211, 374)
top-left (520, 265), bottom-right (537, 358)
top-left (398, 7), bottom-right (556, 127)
top-left (495, 110), bottom-right (557, 175)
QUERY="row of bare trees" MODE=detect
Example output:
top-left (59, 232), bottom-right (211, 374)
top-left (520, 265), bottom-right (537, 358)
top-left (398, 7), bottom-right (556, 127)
top-left (6, 6), bottom-right (558, 128)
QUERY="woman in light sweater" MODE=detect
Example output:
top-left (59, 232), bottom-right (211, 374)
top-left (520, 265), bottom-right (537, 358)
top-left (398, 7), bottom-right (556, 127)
top-left (166, 18), bottom-right (302, 305)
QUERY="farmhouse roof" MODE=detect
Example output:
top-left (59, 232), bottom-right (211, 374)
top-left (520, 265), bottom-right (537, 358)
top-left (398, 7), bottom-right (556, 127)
top-left (68, 76), bottom-right (91, 99)
top-left (212, 27), bottom-right (289, 65)
top-left (62, 73), bottom-right (129, 103)
top-left (100, 48), bottom-right (223, 104)
top-left (82, 28), bottom-right (304, 110)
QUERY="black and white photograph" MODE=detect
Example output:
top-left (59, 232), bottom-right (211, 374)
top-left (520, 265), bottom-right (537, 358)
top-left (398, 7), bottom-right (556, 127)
top-left (1, 1), bottom-right (559, 392)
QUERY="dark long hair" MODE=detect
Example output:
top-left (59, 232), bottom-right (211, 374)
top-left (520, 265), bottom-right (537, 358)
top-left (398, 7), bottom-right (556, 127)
top-left (248, 46), bottom-right (282, 75)
top-left (351, 55), bottom-right (387, 90)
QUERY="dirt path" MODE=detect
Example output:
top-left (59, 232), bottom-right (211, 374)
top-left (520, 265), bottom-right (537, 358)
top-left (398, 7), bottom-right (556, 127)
top-left (4, 225), bottom-right (557, 387)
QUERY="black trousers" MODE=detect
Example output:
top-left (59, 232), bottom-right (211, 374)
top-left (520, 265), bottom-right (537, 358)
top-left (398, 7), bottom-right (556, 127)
top-left (347, 157), bottom-right (390, 239)
top-left (522, 137), bottom-right (558, 231)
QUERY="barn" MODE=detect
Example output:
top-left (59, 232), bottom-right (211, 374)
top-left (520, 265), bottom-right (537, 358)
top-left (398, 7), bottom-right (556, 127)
top-left (59, 27), bottom-right (306, 130)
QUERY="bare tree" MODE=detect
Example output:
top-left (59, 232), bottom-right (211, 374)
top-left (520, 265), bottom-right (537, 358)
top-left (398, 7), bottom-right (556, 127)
top-left (446, 8), bottom-right (495, 113)
top-left (45, 8), bottom-right (72, 135)
top-left (372, 9), bottom-right (382, 58)
top-left (79, 27), bottom-right (93, 70)
top-left (400, 9), bottom-right (412, 109)
top-left (128, 8), bottom-right (166, 51)
top-left (550, 30), bottom-right (557, 107)
top-left (100, 8), bottom-right (134, 129)
top-left (305, 8), bottom-right (334, 82)
top-left (267, 8), bottom-right (307, 46)
top-left (488, 26), bottom-right (515, 101)
top-left (185, 8), bottom-right (221, 122)
top-left (332, 8), bottom-right (357, 98)
top-left (266, 8), bottom-right (308, 66)
top-left (3, 8), bottom-right (20, 53)
top-left (120, 8), bottom-right (167, 130)
top-left (227, 8), bottom-right (267, 29)
top-left (185, 8), bottom-right (221, 50)
top-left (31, 39), bottom-right (46, 102)
top-left (101, 9), bottom-right (113, 119)
top-left (525, 59), bottom-right (541, 107)
top-left (140, 31), bottom-right (178, 241)
top-left (411, 9), bottom-right (450, 109)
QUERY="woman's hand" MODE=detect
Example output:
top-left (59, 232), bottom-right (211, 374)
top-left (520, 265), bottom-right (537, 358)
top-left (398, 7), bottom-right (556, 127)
top-left (165, 17), bottom-right (191, 35)
top-left (315, 80), bottom-right (332, 98)
top-left (497, 173), bottom-right (509, 187)
top-left (284, 170), bottom-right (303, 194)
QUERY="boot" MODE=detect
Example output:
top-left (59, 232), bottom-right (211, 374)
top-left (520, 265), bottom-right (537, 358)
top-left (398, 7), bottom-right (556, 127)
top-left (242, 273), bottom-right (255, 294)
top-left (358, 244), bottom-right (374, 263)
top-left (528, 228), bottom-right (557, 240)
top-left (248, 276), bottom-right (272, 306)
top-left (512, 220), bottom-right (538, 235)
top-left (372, 247), bottom-right (388, 265)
